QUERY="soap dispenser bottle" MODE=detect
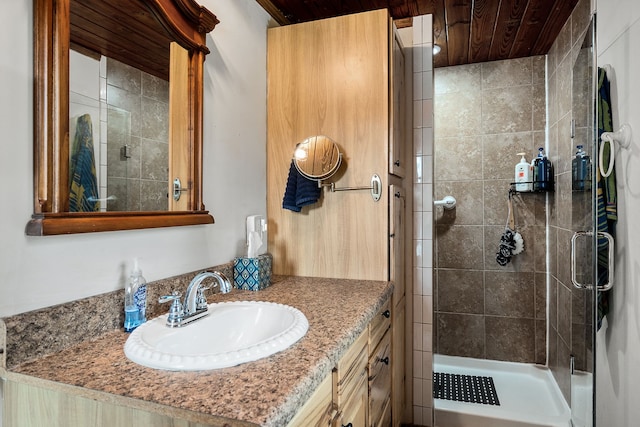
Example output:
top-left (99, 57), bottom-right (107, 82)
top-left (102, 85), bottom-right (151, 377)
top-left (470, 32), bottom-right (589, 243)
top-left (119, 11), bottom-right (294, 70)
top-left (572, 145), bottom-right (591, 191)
top-left (532, 147), bottom-right (554, 191)
top-left (124, 258), bottom-right (147, 332)
top-left (514, 152), bottom-right (533, 192)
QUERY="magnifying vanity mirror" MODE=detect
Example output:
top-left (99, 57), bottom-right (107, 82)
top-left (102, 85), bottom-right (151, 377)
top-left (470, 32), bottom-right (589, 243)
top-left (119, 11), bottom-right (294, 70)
top-left (292, 135), bottom-right (382, 202)
top-left (27, 0), bottom-right (218, 235)
top-left (293, 135), bottom-right (342, 181)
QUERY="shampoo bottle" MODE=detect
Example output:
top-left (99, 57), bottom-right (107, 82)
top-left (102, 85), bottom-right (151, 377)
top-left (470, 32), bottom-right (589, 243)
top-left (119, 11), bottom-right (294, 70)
top-left (514, 152), bottom-right (533, 192)
top-left (532, 147), bottom-right (554, 191)
top-left (572, 145), bottom-right (591, 191)
top-left (124, 258), bottom-right (147, 332)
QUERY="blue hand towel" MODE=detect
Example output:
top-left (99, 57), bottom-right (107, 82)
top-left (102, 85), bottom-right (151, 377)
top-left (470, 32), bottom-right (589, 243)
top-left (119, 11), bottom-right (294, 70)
top-left (69, 114), bottom-right (100, 212)
top-left (282, 160), bottom-right (321, 212)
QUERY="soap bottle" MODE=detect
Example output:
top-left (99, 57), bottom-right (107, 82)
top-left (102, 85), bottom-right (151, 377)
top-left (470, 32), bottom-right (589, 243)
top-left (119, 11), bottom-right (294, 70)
top-left (124, 258), bottom-right (147, 332)
top-left (572, 145), bottom-right (591, 191)
top-left (532, 147), bottom-right (554, 191)
top-left (514, 152), bottom-right (533, 192)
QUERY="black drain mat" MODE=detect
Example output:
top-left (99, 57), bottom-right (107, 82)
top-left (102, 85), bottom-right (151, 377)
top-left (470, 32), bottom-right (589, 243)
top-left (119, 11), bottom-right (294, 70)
top-left (433, 372), bottom-right (500, 405)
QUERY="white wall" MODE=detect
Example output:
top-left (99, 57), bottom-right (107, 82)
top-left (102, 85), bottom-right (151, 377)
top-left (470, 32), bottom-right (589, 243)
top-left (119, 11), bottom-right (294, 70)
top-left (595, 0), bottom-right (640, 425)
top-left (0, 0), bottom-right (271, 317)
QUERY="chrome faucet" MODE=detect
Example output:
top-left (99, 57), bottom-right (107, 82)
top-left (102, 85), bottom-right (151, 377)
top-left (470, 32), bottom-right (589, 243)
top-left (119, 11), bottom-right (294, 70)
top-left (158, 271), bottom-right (231, 327)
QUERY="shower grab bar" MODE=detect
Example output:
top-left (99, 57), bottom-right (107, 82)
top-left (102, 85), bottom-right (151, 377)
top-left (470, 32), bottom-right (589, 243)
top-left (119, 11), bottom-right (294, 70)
top-left (571, 231), bottom-right (614, 291)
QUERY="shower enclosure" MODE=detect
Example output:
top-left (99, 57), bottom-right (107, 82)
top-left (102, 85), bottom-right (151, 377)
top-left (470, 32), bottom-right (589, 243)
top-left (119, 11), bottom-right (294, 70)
top-left (431, 3), bottom-right (598, 426)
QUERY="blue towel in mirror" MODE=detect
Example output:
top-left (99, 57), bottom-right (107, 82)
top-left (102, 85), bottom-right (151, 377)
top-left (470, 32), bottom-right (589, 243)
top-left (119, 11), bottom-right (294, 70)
top-left (69, 114), bottom-right (100, 212)
top-left (282, 160), bottom-right (321, 212)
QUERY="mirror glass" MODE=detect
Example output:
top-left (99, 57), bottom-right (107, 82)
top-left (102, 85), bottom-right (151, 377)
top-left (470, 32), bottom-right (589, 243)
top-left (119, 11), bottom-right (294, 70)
top-left (29, 0), bottom-right (218, 235)
top-left (68, 0), bottom-right (173, 212)
top-left (293, 135), bottom-right (342, 181)
top-left (70, 55), bottom-right (170, 212)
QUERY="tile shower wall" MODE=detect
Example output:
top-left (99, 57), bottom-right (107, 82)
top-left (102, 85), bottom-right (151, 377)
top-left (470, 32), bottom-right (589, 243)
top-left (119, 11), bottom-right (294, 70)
top-left (433, 57), bottom-right (547, 364)
top-left (104, 58), bottom-right (170, 211)
top-left (545, 0), bottom-right (592, 403)
top-left (412, 14), bottom-right (434, 427)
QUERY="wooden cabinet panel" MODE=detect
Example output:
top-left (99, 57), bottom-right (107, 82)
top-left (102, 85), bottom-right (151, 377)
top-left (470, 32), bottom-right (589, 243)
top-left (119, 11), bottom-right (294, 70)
top-left (334, 373), bottom-right (367, 427)
top-left (392, 296), bottom-right (406, 427)
top-left (287, 374), bottom-right (334, 427)
top-left (389, 27), bottom-right (407, 178)
top-left (3, 380), bottom-right (212, 427)
top-left (369, 299), bottom-right (391, 351)
top-left (389, 184), bottom-right (406, 303)
top-left (266, 9), bottom-right (390, 281)
top-left (368, 332), bottom-right (391, 427)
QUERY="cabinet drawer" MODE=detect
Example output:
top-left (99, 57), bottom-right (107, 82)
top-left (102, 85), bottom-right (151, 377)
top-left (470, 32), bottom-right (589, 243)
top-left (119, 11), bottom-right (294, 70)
top-left (334, 328), bottom-right (369, 407)
top-left (369, 299), bottom-right (391, 352)
top-left (368, 331), bottom-right (391, 427)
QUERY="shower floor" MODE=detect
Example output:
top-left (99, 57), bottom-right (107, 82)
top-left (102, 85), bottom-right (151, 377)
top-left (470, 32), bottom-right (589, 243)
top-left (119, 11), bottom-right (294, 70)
top-left (434, 354), bottom-right (571, 427)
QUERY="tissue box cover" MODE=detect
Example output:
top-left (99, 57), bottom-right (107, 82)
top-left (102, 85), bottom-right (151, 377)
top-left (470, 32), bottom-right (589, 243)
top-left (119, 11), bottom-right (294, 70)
top-left (233, 253), bottom-right (272, 291)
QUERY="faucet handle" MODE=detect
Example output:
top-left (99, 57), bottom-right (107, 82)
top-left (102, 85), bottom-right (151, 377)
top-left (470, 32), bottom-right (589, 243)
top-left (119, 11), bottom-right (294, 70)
top-left (158, 291), bottom-right (181, 304)
top-left (159, 291), bottom-right (183, 326)
top-left (195, 286), bottom-right (211, 311)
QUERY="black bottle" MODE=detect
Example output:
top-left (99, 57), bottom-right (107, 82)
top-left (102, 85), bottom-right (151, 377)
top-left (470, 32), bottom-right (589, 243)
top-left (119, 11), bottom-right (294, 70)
top-left (532, 147), bottom-right (554, 192)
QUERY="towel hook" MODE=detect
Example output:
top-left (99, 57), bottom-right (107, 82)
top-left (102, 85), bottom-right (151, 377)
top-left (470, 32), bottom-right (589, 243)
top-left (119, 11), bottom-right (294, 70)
top-left (599, 123), bottom-right (631, 178)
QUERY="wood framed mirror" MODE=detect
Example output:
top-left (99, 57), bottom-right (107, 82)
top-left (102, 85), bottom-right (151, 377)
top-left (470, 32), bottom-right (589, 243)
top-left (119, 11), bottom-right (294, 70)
top-left (27, 0), bottom-right (218, 235)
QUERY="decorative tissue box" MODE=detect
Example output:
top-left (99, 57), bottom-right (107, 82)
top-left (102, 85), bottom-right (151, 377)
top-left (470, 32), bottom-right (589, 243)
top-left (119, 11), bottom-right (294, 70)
top-left (233, 253), bottom-right (272, 291)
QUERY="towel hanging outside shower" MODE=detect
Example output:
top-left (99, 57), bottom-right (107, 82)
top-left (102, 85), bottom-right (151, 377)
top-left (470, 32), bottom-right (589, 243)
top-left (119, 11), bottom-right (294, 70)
top-left (282, 160), bottom-right (321, 212)
top-left (596, 67), bottom-right (616, 330)
top-left (69, 114), bottom-right (100, 212)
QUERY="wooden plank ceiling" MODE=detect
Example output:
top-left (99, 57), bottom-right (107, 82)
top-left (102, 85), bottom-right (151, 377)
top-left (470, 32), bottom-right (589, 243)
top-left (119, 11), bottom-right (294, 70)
top-left (256, 0), bottom-right (580, 68)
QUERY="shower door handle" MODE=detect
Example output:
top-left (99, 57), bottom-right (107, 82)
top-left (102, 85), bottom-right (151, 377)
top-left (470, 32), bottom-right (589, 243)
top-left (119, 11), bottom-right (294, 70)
top-left (597, 231), bottom-right (614, 291)
top-left (571, 231), bottom-right (614, 291)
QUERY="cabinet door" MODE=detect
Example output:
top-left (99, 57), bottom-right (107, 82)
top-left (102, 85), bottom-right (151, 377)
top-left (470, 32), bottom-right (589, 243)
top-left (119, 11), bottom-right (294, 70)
top-left (391, 296), bottom-right (406, 427)
top-left (389, 184), bottom-right (406, 302)
top-left (287, 374), bottom-right (334, 427)
top-left (334, 373), bottom-right (368, 427)
top-left (389, 25), bottom-right (406, 178)
top-left (368, 332), bottom-right (391, 427)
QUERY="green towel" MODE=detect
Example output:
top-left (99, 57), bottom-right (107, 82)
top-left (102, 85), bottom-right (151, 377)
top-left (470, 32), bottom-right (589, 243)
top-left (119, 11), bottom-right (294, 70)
top-left (69, 114), bottom-right (100, 212)
top-left (596, 68), bottom-right (616, 330)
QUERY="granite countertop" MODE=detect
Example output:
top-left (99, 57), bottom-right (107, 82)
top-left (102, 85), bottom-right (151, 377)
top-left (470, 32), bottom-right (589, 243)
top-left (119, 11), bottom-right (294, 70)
top-left (4, 275), bottom-right (392, 427)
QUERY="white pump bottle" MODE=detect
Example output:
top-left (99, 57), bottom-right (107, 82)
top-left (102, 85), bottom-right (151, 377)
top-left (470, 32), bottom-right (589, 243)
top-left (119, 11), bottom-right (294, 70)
top-left (515, 152), bottom-right (533, 192)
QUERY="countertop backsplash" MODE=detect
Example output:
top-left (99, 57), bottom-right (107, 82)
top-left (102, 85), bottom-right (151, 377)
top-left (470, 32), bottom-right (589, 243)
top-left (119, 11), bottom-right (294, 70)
top-left (0, 262), bottom-right (234, 369)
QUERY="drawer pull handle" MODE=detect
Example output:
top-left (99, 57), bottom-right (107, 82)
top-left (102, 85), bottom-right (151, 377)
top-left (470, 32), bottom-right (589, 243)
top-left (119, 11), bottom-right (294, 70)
top-left (382, 310), bottom-right (390, 318)
top-left (381, 356), bottom-right (390, 365)
top-left (342, 423), bottom-right (353, 427)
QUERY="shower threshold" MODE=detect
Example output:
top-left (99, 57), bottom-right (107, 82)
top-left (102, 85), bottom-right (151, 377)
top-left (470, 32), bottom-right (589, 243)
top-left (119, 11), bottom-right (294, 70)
top-left (434, 354), bottom-right (571, 427)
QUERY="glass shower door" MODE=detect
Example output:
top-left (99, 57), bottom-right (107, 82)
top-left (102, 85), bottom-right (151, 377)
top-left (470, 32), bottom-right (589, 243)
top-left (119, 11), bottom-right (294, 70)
top-left (569, 16), bottom-right (597, 427)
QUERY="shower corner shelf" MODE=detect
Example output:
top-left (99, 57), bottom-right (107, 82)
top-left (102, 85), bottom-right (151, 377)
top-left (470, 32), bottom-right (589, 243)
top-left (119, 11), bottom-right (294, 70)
top-left (509, 182), bottom-right (554, 194)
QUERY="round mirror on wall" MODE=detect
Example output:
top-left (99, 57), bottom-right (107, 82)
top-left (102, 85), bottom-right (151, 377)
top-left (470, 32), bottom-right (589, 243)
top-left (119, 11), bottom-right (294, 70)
top-left (293, 135), bottom-right (342, 181)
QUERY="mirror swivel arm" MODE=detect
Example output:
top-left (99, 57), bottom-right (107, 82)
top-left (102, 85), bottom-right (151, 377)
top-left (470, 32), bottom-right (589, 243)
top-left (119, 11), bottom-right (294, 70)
top-left (319, 174), bottom-right (382, 202)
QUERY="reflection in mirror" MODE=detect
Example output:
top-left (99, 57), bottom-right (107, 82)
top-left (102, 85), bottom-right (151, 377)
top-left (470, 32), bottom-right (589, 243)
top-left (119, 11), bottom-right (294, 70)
top-left (293, 135), bottom-right (342, 181)
top-left (29, 0), bottom-right (218, 235)
top-left (70, 53), bottom-right (170, 212)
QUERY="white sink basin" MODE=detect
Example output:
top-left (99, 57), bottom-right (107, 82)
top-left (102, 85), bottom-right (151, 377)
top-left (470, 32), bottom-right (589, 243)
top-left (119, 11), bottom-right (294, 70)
top-left (124, 300), bottom-right (309, 371)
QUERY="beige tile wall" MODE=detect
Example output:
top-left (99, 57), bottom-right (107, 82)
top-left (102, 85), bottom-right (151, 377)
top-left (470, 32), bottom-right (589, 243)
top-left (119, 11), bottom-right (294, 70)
top-left (104, 58), bottom-right (169, 211)
top-left (433, 55), bottom-right (548, 365)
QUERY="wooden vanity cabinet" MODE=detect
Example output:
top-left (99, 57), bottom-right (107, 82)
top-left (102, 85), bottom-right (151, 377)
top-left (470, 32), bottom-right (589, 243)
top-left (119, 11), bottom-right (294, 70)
top-left (368, 301), bottom-right (392, 427)
top-left (287, 374), bottom-right (334, 427)
top-left (267, 8), bottom-right (410, 425)
top-left (333, 328), bottom-right (369, 427)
